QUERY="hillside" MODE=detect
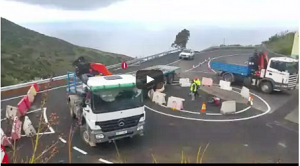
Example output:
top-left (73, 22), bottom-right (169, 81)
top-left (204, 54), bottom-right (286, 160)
top-left (1, 18), bottom-right (133, 87)
top-left (262, 31), bottom-right (296, 56)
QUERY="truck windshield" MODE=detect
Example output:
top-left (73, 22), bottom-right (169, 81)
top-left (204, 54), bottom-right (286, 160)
top-left (270, 61), bottom-right (298, 74)
top-left (91, 87), bottom-right (143, 113)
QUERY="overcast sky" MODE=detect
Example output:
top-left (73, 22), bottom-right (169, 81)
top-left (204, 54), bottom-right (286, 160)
top-left (1, 0), bottom-right (299, 29)
top-left (0, 0), bottom-right (299, 57)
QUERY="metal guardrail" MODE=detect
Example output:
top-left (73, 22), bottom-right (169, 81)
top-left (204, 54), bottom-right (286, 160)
top-left (0, 45), bottom-right (256, 92)
top-left (1, 49), bottom-right (181, 92)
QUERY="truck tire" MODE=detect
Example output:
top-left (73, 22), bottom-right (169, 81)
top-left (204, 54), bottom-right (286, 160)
top-left (259, 81), bottom-right (273, 94)
top-left (80, 124), bottom-right (96, 147)
top-left (167, 73), bottom-right (174, 84)
top-left (243, 77), bottom-right (252, 87)
top-left (68, 100), bottom-right (76, 119)
top-left (222, 72), bottom-right (235, 83)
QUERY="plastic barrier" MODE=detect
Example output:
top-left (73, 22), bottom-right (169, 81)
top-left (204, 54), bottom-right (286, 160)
top-left (17, 97), bottom-right (29, 116)
top-left (1, 128), bottom-right (12, 147)
top-left (219, 80), bottom-right (232, 91)
top-left (179, 78), bottom-right (190, 85)
top-left (5, 105), bottom-right (19, 121)
top-left (167, 96), bottom-right (185, 110)
top-left (23, 95), bottom-right (32, 108)
top-left (11, 117), bottom-right (22, 141)
top-left (240, 86), bottom-right (250, 99)
top-left (220, 100), bottom-right (236, 114)
top-left (1, 144), bottom-right (9, 163)
top-left (152, 92), bottom-right (166, 105)
top-left (32, 83), bottom-right (40, 92)
top-left (201, 77), bottom-right (213, 86)
top-left (23, 116), bottom-right (36, 137)
top-left (28, 86), bottom-right (37, 96)
top-left (148, 89), bottom-right (154, 99)
top-left (27, 90), bottom-right (35, 103)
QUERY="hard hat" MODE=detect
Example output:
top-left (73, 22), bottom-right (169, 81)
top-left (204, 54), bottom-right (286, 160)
top-left (195, 77), bottom-right (199, 80)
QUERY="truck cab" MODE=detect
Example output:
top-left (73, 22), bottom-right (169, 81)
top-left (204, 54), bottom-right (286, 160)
top-left (67, 72), bottom-right (145, 147)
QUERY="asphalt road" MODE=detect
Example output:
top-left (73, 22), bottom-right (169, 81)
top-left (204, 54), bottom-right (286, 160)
top-left (1, 48), bottom-right (298, 163)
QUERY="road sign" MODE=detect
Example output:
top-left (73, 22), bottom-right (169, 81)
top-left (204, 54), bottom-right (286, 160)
top-left (121, 62), bottom-right (128, 69)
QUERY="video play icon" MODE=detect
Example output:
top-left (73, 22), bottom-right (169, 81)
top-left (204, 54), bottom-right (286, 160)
top-left (146, 76), bottom-right (154, 84)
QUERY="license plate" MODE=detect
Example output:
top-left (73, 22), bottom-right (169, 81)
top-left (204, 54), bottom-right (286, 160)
top-left (116, 130), bottom-right (127, 135)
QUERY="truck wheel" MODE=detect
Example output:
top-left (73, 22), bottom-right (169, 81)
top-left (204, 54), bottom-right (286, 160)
top-left (81, 124), bottom-right (96, 147)
top-left (259, 81), bottom-right (273, 94)
top-left (68, 101), bottom-right (76, 119)
top-left (243, 77), bottom-right (252, 87)
top-left (167, 73), bottom-right (174, 84)
top-left (222, 73), bottom-right (234, 83)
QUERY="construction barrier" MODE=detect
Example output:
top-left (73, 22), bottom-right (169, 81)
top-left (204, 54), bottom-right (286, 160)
top-left (148, 89), bottom-right (154, 99)
top-left (201, 77), bottom-right (213, 87)
top-left (1, 129), bottom-right (12, 147)
top-left (17, 97), bottom-right (29, 116)
top-left (5, 105), bottom-right (19, 121)
top-left (11, 117), bottom-right (22, 141)
top-left (23, 116), bottom-right (36, 137)
top-left (240, 86), bottom-right (250, 99)
top-left (219, 80), bottom-right (232, 91)
top-left (28, 86), bottom-right (37, 96)
top-left (220, 100), bottom-right (236, 114)
top-left (167, 96), bottom-right (185, 110)
top-left (179, 78), bottom-right (191, 87)
top-left (152, 92), bottom-right (166, 105)
top-left (1, 144), bottom-right (9, 163)
top-left (27, 91), bottom-right (35, 103)
top-left (32, 83), bottom-right (40, 92)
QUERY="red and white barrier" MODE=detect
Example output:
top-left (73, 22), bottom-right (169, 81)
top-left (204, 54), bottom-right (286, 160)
top-left (1, 129), bottom-right (12, 147)
top-left (17, 97), bottom-right (29, 116)
top-left (201, 77), bottom-right (213, 87)
top-left (11, 117), bottom-right (22, 141)
top-left (32, 83), bottom-right (40, 93)
top-left (1, 145), bottom-right (9, 163)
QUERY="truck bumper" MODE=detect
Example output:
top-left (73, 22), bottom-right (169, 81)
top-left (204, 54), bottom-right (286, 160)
top-left (89, 122), bottom-right (145, 144)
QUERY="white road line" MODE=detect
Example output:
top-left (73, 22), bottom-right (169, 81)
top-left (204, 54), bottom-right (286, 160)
top-left (21, 131), bottom-right (55, 137)
top-left (184, 60), bottom-right (207, 72)
top-left (205, 113), bottom-right (222, 116)
top-left (99, 158), bottom-right (114, 164)
top-left (73, 147), bottom-right (87, 155)
top-left (43, 107), bottom-right (55, 133)
top-left (59, 137), bottom-right (67, 143)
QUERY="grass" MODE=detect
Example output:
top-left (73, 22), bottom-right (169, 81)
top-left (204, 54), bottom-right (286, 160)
top-left (1, 18), bottom-right (133, 87)
top-left (262, 31), bottom-right (296, 56)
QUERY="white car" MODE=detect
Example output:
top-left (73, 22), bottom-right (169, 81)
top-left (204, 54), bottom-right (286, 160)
top-left (179, 49), bottom-right (195, 60)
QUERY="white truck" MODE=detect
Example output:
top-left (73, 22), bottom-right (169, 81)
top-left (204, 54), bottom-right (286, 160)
top-left (210, 52), bottom-right (298, 93)
top-left (67, 72), bottom-right (145, 147)
top-left (179, 49), bottom-right (195, 60)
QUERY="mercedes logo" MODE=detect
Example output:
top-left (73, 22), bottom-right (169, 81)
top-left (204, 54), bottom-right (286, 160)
top-left (118, 119), bottom-right (125, 127)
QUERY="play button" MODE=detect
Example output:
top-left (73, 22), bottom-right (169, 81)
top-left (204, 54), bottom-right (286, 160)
top-left (146, 76), bottom-right (154, 84)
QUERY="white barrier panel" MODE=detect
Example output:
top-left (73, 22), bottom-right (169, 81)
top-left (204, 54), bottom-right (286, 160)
top-left (1, 128), bottom-right (11, 147)
top-left (167, 96), bottom-right (185, 110)
top-left (11, 117), bottom-right (22, 141)
top-left (179, 78), bottom-right (190, 86)
top-left (219, 80), bottom-right (232, 91)
top-left (28, 86), bottom-right (37, 96)
top-left (240, 86), bottom-right (250, 99)
top-left (148, 89), bottom-right (154, 99)
top-left (152, 92), bottom-right (166, 105)
top-left (6, 105), bottom-right (18, 121)
top-left (23, 116), bottom-right (36, 137)
top-left (220, 101), bottom-right (236, 114)
top-left (201, 77), bottom-right (213, 86)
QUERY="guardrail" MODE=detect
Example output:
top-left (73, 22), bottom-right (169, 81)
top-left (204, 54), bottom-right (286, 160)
top-left (1, 49), bottom-right (181, 92)
top-left (0, 45), bottom-right (257, 92)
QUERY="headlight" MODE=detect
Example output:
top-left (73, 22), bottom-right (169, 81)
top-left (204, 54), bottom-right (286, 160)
top-left (95, 134), bottom-right (104, 139)
top-left (139, 116), bottom-right (145, 122)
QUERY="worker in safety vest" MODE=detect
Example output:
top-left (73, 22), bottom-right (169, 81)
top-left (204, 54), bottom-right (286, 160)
top-left (194, 77), bottom-right (201, 97)
top-left (190, 80), bottom-right (198, 101)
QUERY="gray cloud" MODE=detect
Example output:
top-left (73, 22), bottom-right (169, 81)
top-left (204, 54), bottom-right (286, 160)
top-left (8, 0), bottom-right (124, 10)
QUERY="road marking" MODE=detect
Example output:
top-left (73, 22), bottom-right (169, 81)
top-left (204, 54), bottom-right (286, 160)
top-left (205, 113), bottom-right (222, 116)
top-left (59, 137), bottom-right (67, 143)
top-left (43, 107), bottom-right (55, 133)
top-left (99, 158), bottom-right (113, 164)
top-left (73, 146), bottom-right (87, 155)
top-left (145, 86), bottom-right (271, 122)
top-left (184, 60), bottom-right (207, 72)
top-left (278, 142), bottom-right (287, 148)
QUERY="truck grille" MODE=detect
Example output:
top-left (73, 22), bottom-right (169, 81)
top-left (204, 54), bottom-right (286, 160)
top-left (96, 114), bottom-right (143, 132)
top-left (288, 74), bottom-right (298, 88)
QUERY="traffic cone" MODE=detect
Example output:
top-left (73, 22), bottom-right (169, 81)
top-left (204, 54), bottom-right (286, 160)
top-left (200, 102), bottom-right (206, 113)
top-left (248, 95), bottom-right (254, 106)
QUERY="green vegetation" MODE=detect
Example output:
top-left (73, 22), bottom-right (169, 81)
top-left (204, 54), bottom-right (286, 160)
top-left (171, 29), bottom-right (190, 49)
top-left (262, 31), bottom-right (296, 55)
top-left (1, 18), bottom-right (132, 86)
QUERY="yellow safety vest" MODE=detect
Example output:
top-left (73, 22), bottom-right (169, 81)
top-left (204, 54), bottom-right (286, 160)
top-left (195, 79), bottom-right (201, 86)
top-left (190, 82), bottom-right (197, 92)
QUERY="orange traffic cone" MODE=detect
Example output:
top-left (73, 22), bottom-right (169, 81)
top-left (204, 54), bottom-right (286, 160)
top-left (200, 102), bottom-right (206, 113)
top-left (248, 95), bottom-right (254, 106)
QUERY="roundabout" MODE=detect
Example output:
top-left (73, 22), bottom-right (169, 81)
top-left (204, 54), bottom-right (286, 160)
top-left (144, 83), bottom-right (271, 122)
